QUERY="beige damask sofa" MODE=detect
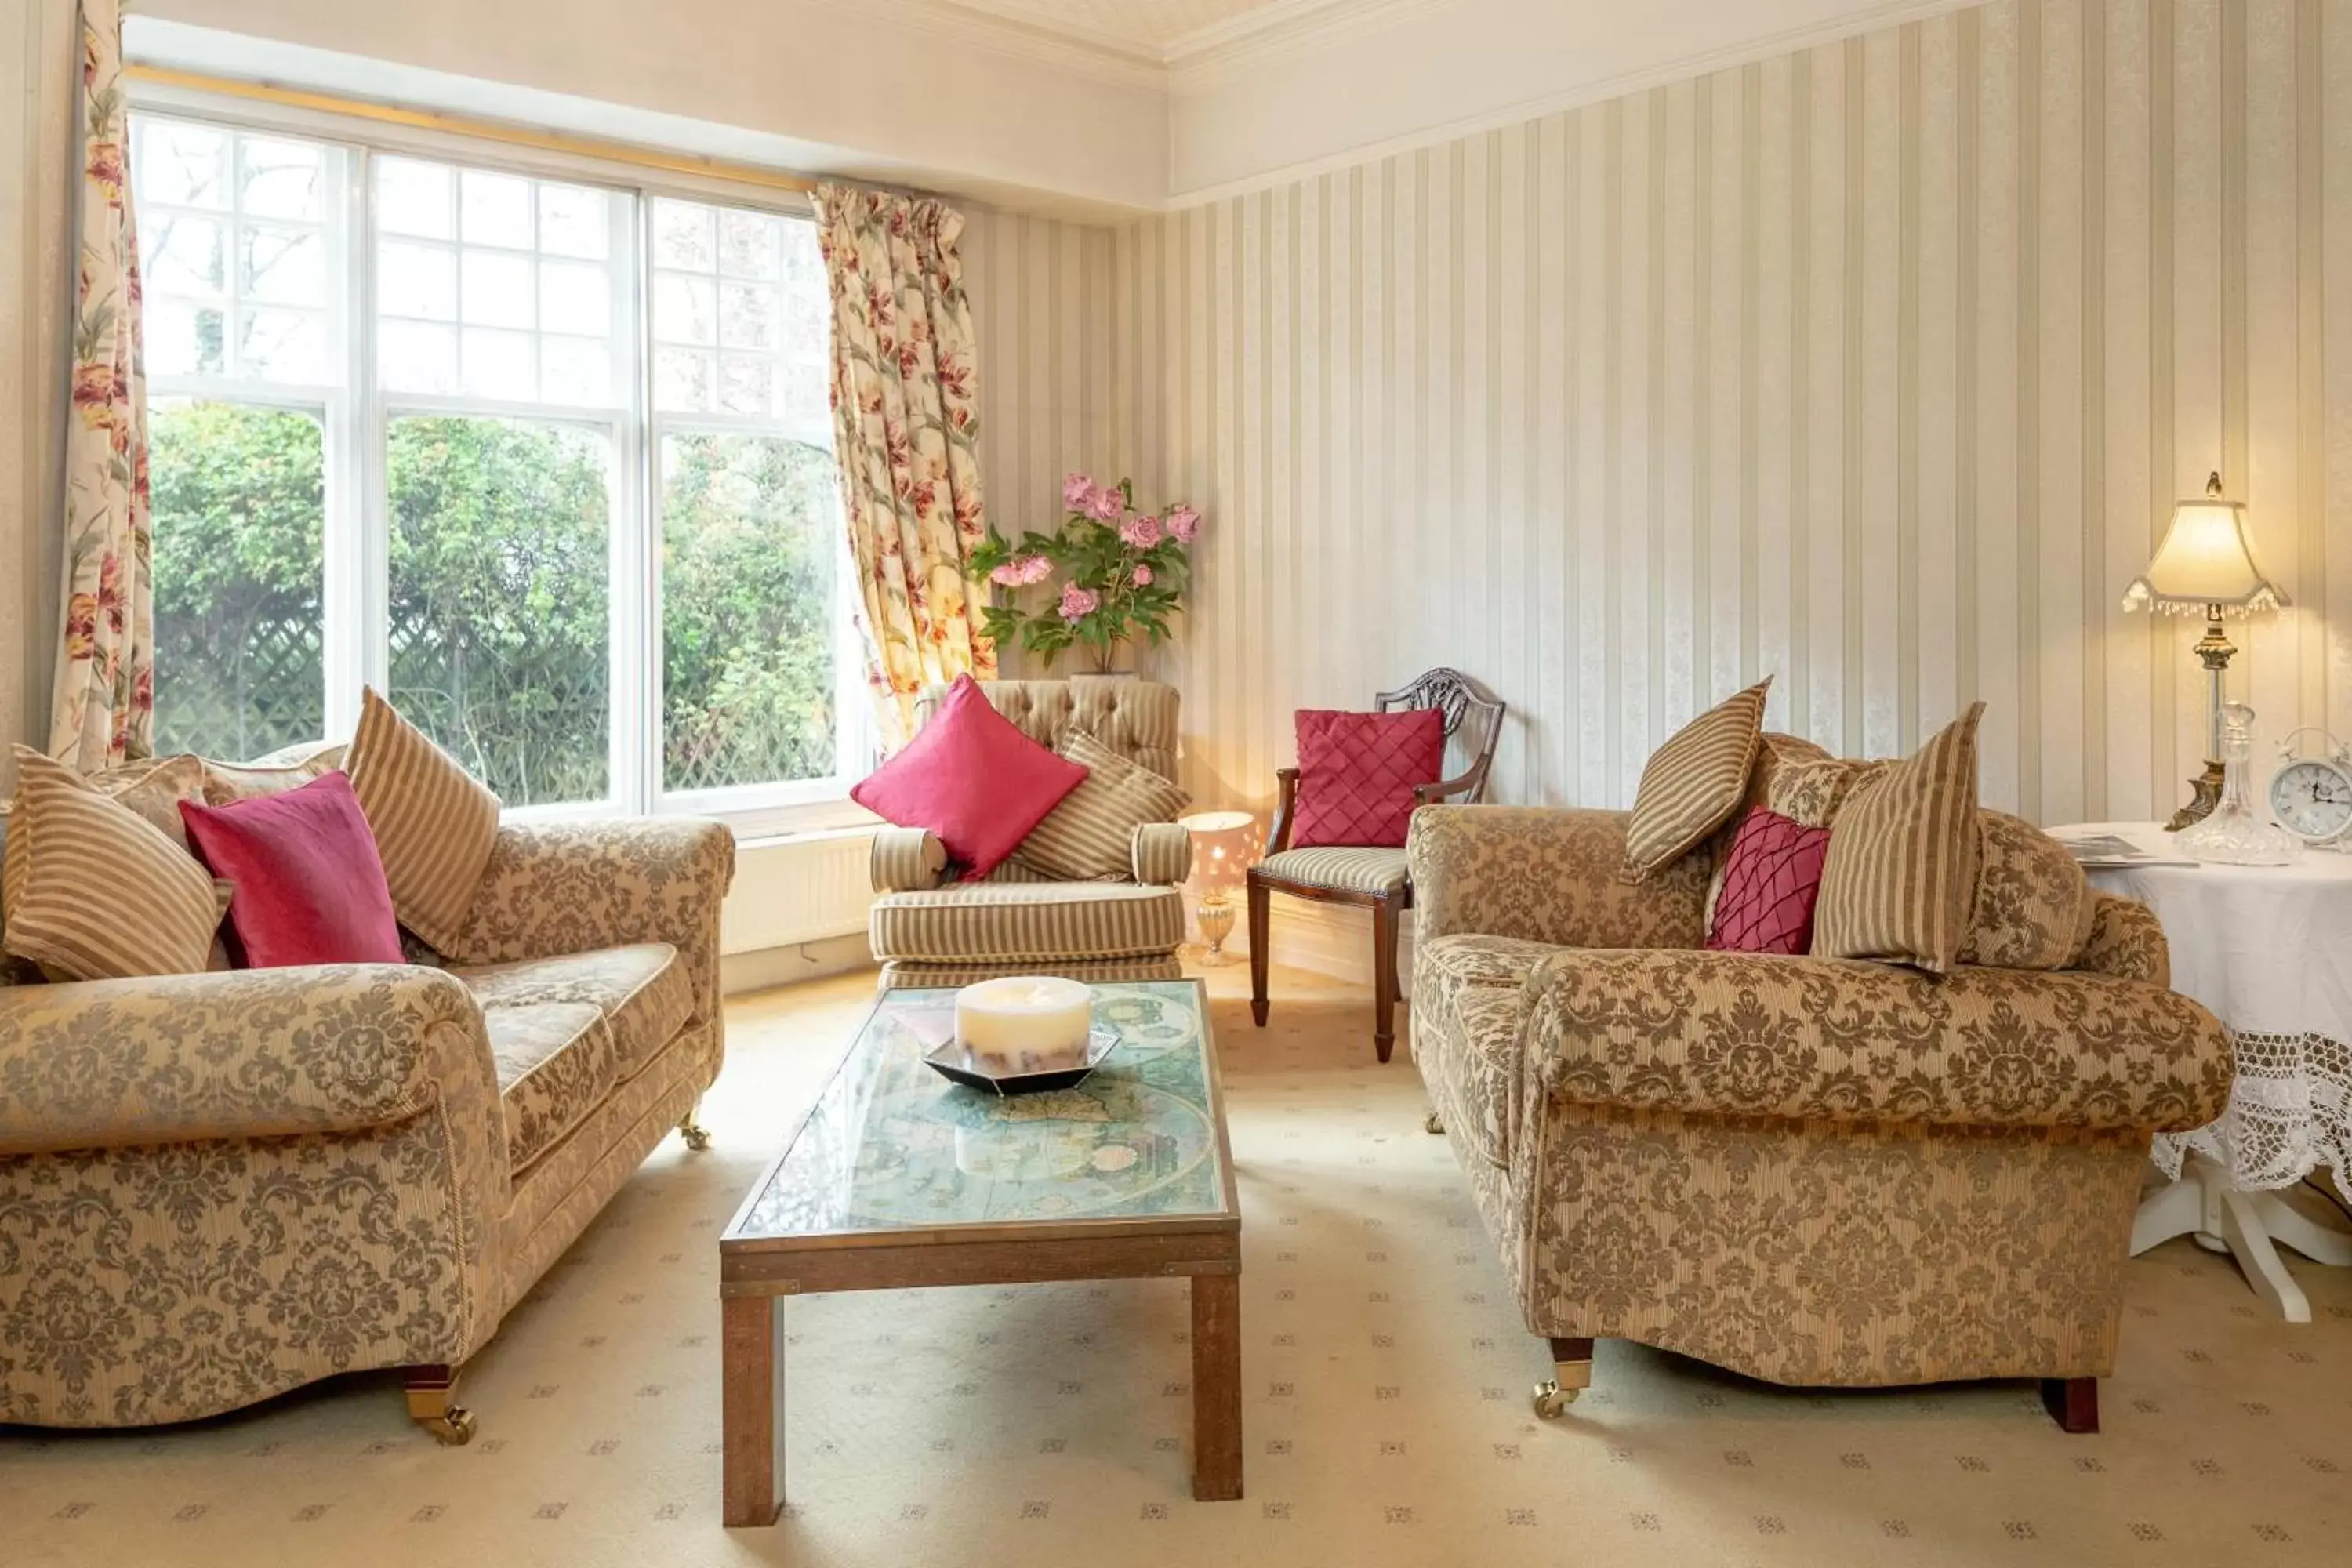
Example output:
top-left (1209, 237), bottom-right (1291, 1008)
top-left (1407, 757), bottom-right (2232, 1434)
top-left (866, 677), bottom-right (1192, 989)
top-left (0, 752), bottom-right (733, 1444)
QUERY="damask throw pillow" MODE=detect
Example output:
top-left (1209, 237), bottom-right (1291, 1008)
top-left (1289, 708), bottom-right (1446, 848)
top-left (2, 749), bottom-right (228, 982)
top-left (852, 673), bottom-right (1090, 880)
top-left (343, 688), bottom-right (503, 953)
top-left (1811, 702), bottom-right (1986, 975)
top-left (1621, 677), bottom-right (1773, 882)
top-left (1705, 808), bottom-right (1831, 956)
top-left (1013, 728), bottom-right (1191, 883)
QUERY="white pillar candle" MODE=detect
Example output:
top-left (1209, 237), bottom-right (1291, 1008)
top-left (954, 975), bottom-right (1094, 1073)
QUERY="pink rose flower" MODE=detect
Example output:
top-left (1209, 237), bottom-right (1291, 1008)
top-left (1131, 564), bottom-right (1153, 586)
top-left (1059, 583), bottom-right (1100, 622)
top-left (1019, 554), bottom-right (1054, 585)
top-left (1062, 472), bottom-right (1097, 510)
top-left (1088, 488), bottom-right (1125, 522)
top-left (1167, 505), bottom-right (1201, 543)
top-left (1120, 514), bottom-right (1162, 548)
top-left (988, 561), bottom-right (1022, 586)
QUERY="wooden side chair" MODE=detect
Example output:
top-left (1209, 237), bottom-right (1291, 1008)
top-left (1247, 668), bottom-right (1504, 1062)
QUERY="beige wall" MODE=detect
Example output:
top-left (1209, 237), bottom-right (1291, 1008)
top-left (0, 0), bottom-right (74, 787)
top-left (1122, 0), bottom-right (2352, 827)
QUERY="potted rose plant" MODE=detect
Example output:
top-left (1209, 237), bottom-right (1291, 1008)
top-left (970, 474), bottom-right (1203, 673)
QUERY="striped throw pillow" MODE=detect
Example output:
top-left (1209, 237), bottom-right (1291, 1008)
top-left (1013, 729), bottom-right (1191, 883)
top-left (344, 688), bottom-right (502, 953)
top-left (2, 750), bottom-right (227, 982)
top-left (2, 750), bottom-right (208, 938)
top-left (1811, 702), bottom-right (1986, 975)
top-left (1621, 677), bottom-right (1773, 882)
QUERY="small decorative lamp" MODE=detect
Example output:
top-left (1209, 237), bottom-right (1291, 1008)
top-left (1178, 810), bottom-right (1258, 965)
top-left (2122, 471), bottom-right (2289, 829)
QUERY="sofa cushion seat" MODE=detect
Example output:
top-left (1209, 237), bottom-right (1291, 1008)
top-left (1255, 845), bottom-right (1410, 898)
top-left (454, 942), bottom-right (692, 1081)
top-left (1417, 934), bottom-right (1559, 1167)
top-left (488, 1001), bottom-right (616, 1171)
top-left (870, 880), bottom-right (1185, 964)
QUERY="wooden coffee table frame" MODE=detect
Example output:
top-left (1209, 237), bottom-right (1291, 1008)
top-left (717, 982), bottom-right (1243, 1528)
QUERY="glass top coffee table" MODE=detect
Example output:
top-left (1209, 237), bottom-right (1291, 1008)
top-left (717, 978), bottom-right (1241, 1526)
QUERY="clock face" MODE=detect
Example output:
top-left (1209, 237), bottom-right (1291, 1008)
top-left (2270, 758), bottom-right (2352, 842)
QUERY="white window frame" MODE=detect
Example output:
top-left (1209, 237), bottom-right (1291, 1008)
top-left (127, 95), bottom-right (873, 834)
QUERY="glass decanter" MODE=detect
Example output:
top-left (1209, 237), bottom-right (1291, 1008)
top-left (2179, 702), bottom-right (2303, 866)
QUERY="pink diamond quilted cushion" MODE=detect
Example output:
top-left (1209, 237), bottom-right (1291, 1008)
top-left (1705, 808), bottom-right (1832, 956)
top-left (851, 674), bottom-right (1089, 880)
top-left (1290, 707), bottom-right (1446, 849)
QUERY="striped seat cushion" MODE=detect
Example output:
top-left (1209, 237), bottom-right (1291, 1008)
top-left (1813, 702), bottom-right (1986, 975)
top-left (1014, 729), bottom-right (1192, 883)
top-left (1255, 845), bottom-right (1410, 898)
top-left (869, 880), bottom-right (1186, 964)
top-left (1621, 677), bottom-right (1773, 882)
top-left (879, 954), bottom-right (1185, 989)
top-left (2, 750), bottom-right (227, 982)
top-left (345, 688), bottom-right (502, 953)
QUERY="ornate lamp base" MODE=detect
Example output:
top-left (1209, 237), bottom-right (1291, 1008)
top-left (2166, 761), bottom-right (2226, 832)
top-left (1195, 898), bottom-right (1237, 966)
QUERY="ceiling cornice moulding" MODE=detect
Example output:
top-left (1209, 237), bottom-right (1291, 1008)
top-left (807, 0), bottom-right (1165, 88)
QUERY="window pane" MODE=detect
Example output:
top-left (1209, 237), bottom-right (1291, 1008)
top-left (379, 239), bottom-right (457, 320)
top-left (662, 431), bottom-right (837, 790)
top-left (655, 271), bottom-right (715, 346)
top-left (460, 326), bottom-right (535, 400)
top-left (718, 210), bottom-right (779, 278)
top-left (389, 416), bottom-right (611, 806)
top-left (540, 336), bottom-right (612, 407)
top-left (239, 136), bottom-right (326, 222)
top-left (238, 309), bottom-right (328, 383)
top-left (459, 169), bottom-right (533, 249)
top-left (240, 224), bottom-right (325, 306)
top-left (149, 400), bottom-right (325, 760)
top-left (718, 281), bottom-right (776, 350)
top-left (381, 319), bottom-right (459, 394)
top-left (652, 199), bottom-right (714, 270)
top-left (147, 214), bottom-right (225, 296)
top-left (145, 299), bottom-right (225, 377)
top-left (459, 249), bottom-right (535, 328)
top-left (655, 347), bottom-right (712, 412)
top-left (538, 182), bottom-right (609, 260)
top-left (717, 354), bottom-right (770, 417)
top-left (377, 156), bottom-right (453, 239)
top-left (539, 260), bottom-right (609, 334)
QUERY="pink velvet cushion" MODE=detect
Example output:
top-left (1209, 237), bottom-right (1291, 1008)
top-left (1705, 808), bottom-right (1832, 956)
top-left (851, 674), bottom-right (1091, 879)
top-left (1289, 707), bottom-right (1447, 848)
top-left (177, 770), bottom-right (407, 967)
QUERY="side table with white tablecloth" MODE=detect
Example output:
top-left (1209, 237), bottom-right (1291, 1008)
top-left (2054, 822), bottom-right (2352, 1321)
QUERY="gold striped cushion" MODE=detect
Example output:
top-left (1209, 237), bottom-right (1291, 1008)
top-left (2, 750), bottom-right (226, 982)
top-left (1129, 822), bottom-right (1195, 885)
top-left (878, 955), bottom-right (1185, 989)
top-left (2, 751), bottom-right (208, 938)
top-left (345, 688), bottom-right (502, 953)
top-left (1621, 678), bottom-right (1773, 881)
top-left (1813, 702), bottom-right (1986, 975)
top-left (1014, 729), bottom-right (1192, 883)
top-left (869, 880), bottom-right (1186, 964)
top-left (1256, 845), bottom-right (1410, 898)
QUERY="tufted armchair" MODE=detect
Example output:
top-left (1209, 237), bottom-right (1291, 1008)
top-left (1406, 778), bottom-right (2232, 1434)
top-left (866, 678), bottom-right (1194, 989)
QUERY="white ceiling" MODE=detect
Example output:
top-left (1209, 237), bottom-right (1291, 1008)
top-left (938, 0), bottom-right (1328, 54)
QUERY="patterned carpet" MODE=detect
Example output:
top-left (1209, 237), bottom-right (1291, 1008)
top-left (5, 960), bottom-right (2350, 1566)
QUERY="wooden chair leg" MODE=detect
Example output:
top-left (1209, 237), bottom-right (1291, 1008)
top-left (1247, 877), bottom-right (1271, 1027)
top-left (2041, 1377), bottom-right (2098, 1434)
top-left (1371, 897), bottom-right (1399, 1063)
top-left (1534, 1336), bottom-right (1594, 1418)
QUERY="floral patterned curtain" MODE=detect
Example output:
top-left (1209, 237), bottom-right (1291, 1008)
top-left (49, 0), bottom-right (151, 772)
top-left (811, 182), bottom-right (995, 753)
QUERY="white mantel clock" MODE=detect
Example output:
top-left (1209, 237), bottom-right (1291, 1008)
top-left (2270, 728), bottom-right (2352, 851)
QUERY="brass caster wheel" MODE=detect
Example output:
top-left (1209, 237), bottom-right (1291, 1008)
top-left (421, 1406), bottom-right (477, 1446)
top-left (1531, 1381), bottom-right (1579, 1420)
top-left (678, 1116), bottom-right (713, 1152)
top-left (1424, 1111), bottom-right (1445, 1136)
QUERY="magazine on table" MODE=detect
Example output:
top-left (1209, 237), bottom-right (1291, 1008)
top-left (2049, 831), bottom-right (2198, 869)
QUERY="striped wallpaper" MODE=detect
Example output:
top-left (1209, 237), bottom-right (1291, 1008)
top-left (1108, 0), bottom-right (2352, 829)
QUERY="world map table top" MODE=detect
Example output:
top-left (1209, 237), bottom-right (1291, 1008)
top-left (724, 979), bottom-right (1237, 1253)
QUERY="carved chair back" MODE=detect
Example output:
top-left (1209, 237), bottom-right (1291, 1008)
top-left (1377, 667), bottom-right (1505, 806)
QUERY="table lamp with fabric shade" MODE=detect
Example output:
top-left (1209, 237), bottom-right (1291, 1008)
top-left (1179, 810), bottom-right (1258, 964)
top-left (2122, 471), bottom-right (2289, 830)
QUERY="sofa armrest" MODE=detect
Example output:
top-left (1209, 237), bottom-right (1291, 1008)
top-left (2074, 894), bottom-right (2169, 987)
top-left (1131, 822), bottom-right (1193, 885)
top-left (1408, 805), bottom-right (1710, 950)
top-left (871, 826), bottom-right (949, 892)
top-left (450, 818), bottom-right (735, 1025)
top-left (0, 965), bottom-right (495, 1156)
top-left (1519, 948), bottom-right (2232, 1132)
